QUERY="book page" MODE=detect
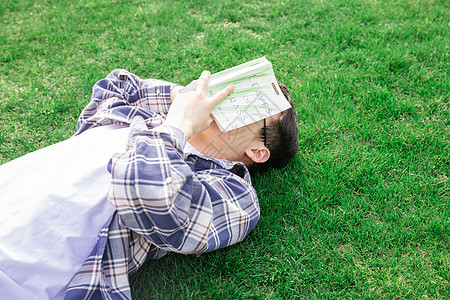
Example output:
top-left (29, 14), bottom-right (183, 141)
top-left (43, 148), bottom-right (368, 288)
top-left (208, 57), bottom-right (291, 132)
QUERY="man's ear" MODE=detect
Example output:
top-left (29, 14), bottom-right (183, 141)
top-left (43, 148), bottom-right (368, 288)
top-left (245, 147), bottom-right (270, 164)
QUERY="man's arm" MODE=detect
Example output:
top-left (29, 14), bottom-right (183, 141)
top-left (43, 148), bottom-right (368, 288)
top-left (108, 72), bottom-right (258, 254)
top-left (75, 69), bottom-right (181, 135)
top-left (108, 116), bottom-right (260, 254)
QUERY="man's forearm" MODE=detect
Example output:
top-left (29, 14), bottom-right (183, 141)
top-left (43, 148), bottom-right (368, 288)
top-left (107, 116), bottom-right (260, 255)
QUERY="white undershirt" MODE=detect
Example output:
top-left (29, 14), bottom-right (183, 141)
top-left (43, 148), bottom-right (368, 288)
top-left (0, 125), bottom-right (130, 299)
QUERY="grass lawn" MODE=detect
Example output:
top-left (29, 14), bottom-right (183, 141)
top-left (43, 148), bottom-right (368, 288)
top-left (1, 0), bottom-right (449, 298)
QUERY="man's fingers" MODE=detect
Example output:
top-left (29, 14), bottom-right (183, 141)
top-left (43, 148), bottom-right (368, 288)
top-left (211, 84), bottom-right (235, 107)
top-left (179, 80), bottom-right (198, 94)
top-left (196, 71), bottom-right (210, 93)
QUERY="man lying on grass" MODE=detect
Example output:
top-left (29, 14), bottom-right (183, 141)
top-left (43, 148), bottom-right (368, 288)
top-left (0, 69), bottom-right (298, 299)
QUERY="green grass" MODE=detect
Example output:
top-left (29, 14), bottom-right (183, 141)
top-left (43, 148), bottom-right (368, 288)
top-left (1, 0), bottom-right (449, 298)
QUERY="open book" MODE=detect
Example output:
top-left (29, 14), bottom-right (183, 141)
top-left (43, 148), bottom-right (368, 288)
top-left (208, 56), bottom-right (291, 132)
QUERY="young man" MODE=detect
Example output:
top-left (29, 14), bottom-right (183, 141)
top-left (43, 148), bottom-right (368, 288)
top-left (0, 69), bottom-right (298, 299)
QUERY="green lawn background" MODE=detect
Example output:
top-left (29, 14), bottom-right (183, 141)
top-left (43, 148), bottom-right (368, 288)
top-left (1, 0), bottom-right (449, 298)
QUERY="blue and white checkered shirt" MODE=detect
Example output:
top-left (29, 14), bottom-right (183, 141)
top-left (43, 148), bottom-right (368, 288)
top-left (64, 70), bottom-right (260, 299)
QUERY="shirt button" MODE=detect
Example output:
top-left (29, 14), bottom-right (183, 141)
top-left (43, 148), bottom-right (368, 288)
top-left (156, 88), bottom-right (160, 94)
top-left (165, 177), bottom-right (173, 184)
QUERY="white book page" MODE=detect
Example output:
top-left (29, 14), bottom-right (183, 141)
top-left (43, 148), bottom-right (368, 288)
top-left (208, 57), bottom-right (291, 132)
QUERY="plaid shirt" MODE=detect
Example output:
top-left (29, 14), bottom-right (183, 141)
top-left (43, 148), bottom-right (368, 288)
top-left (64, 70), bottom-right (260, 299)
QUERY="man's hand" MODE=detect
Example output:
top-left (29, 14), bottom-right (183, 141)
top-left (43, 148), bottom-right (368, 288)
top-left (170, 80), bottom-right (199, 102)
top-left (164, 71), bottom-right (234, 139)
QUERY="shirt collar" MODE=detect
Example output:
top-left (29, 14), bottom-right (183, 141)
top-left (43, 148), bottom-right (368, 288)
top-left (184, 143), bottom-right (250, 180)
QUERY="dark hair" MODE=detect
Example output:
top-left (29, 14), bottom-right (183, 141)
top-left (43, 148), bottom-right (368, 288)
top-left (248, 82), bottom-right (299, 174)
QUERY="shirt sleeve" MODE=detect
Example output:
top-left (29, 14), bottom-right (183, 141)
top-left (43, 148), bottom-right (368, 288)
top-left (107, 116), bottom-right (260, 255)
top-left (75, 69), bottom-right (181, 135)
